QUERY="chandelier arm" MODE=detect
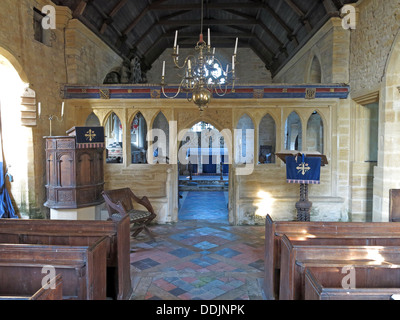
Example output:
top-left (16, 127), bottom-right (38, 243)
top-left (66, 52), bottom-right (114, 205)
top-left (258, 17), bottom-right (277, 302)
top-left (213, 85), bottom-right (230, 97)
top-left (172, 55), bottom-right (197, 70)
top-left (161, 79), bottom-right (186, 99)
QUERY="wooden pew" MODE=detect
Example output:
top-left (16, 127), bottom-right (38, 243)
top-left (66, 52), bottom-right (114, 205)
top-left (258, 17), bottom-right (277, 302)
top-left (31, 274), bottom-right (63, 300)
top-left (305, 268), bottom-right (400, 300)
top-left (390, 189), bottom-right (400, 222)
top-left (0, 238), bottom-right (108, 300)
top-left (279, 234), bottom-right (400, 300)
top-left (264, 214), bottom-right (400, 300)
top-left (0, 215), bottom-right (132, 300)
top-left (0, 274), bottom-right (63, 300)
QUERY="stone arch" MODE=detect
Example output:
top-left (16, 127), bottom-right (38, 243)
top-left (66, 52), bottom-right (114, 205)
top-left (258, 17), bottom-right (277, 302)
top-left (0, 46), bottom-right (29, 84)
top-left (306, 111), bottom-right (324, 154)
top-left (236, 113), bottom-right (255, 164)
top-left (308, 55), bottom-right (322, 83)
top-left (258, 113), bottom-right (276, 164)
top-left (285, 111), bottom-right (302, 151)
top-left (178, 117), bottom-right (234, 167)
top-left (0, 48), bottom-right (37, 218)
top-left (150, 112), bottom-right (169, 163)
top-left (130, 111), bottom-right (148, 164)
top-left (85, 112), bottom-right (101, 126)
top-left (104, 111), bottom-right (123, 164)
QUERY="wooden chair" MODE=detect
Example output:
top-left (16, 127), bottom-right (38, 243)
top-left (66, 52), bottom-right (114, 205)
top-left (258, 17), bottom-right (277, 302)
top-left (102, 188), bottom-right (156, 238)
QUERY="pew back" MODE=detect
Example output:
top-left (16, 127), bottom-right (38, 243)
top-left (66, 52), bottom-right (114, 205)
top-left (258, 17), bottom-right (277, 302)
top-left (0, 216), bottom-right (132, 300)
top-left (264, 215), bottom-right (400, 300)
top-left (0, 237), bottom-right (108, 300)
top-left (305, 268), bottom-right (400, 300)
top-left (279, 235), bottom-right (400, 300)
top-left (0, 274), bottom-right (63, 300)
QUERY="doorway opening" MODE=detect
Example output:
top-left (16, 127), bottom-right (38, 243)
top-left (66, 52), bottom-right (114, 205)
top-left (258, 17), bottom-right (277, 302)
top-left (178, 121), bottom-right (229, 223)
top-left (0, 53), bottom-right (32, 218)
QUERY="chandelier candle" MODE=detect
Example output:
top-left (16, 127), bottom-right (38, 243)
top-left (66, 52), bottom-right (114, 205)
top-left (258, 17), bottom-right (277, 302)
top-left (174, 30), bottom-right (178, 49)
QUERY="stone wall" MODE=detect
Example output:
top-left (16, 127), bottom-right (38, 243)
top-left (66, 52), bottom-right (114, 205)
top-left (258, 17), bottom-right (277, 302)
top-left (273, 18), bottom-right (350, 84)
top-left (348, 0), bottom-right (400, 221)
top-left (0, 0), bottom-right (124, 218)
top-left (350, 0), bottom-right (400, 98)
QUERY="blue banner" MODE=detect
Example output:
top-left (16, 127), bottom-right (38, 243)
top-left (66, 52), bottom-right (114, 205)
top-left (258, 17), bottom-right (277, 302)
top-left (286, 155), bottom-right (321, 184)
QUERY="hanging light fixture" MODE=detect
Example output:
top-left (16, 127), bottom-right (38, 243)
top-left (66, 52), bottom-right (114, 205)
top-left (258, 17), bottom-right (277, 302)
top-left (161, 0), bottom-right (238, 112)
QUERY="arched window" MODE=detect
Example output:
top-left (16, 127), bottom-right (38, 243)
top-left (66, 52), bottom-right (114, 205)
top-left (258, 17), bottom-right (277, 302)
top-left (151, 112), bottom-right (169, 163)
top-left (236, 114), bottom-right (254, 164)
top-left (105, 112), bottom-right (123, 163)
top-left (259, 114), bottom-right (276, 164)
top-left (285, 111), bottom-right (302, 151)
top-left (131, 112), bottom-right (148, 164)
top-left (85, 112), bottom-right (100, 126)
top-left (308, 56), bottom-right (322, 83)
top-left (306, 111), bottom-right (324, 154)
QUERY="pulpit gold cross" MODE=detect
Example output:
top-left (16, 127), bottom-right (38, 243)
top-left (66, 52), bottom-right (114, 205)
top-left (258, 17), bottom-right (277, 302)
top-left (85, 129), bottom-right (96, 142)
top-left (297, 162), bottom-right (311, 176)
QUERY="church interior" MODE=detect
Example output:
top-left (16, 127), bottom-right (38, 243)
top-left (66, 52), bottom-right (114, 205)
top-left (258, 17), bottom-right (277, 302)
top-left (1, 0), bottom-right (400, 302)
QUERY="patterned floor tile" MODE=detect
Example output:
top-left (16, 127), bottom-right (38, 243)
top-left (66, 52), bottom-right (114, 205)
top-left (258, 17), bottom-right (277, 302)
top-left (214, 248), bottom-right (241, 258)
top-left (129, 190), bottom-right (265, 301)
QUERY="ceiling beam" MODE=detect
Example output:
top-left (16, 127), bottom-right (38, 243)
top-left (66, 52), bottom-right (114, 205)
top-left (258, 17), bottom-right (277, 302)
top-left (152, 3), bottom-right (265, 11)
top-left (100, 0), bottom-right (128, 34)
top-left (158, 19), bottom-right (258, 26)
top-left (225, 25), bottom-right (276, 59)
top-left (161, 32), bottom-right (255, 40)
top-left (131, 10), bottom-right (192, 57)
top-left (282, 0), bottom-right (312, 32)
top-left (322, 0), bottom-right (341, 16)
top-left (222, 9), bottom-right (283, 47)
top-left (123, 0), bottom-right (169, 35)
top-left (73, 0), bottom-right (90, 17)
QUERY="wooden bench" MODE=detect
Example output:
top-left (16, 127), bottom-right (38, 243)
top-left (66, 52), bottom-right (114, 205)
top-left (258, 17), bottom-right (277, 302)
top-left (0, 216), bottom-right (131, 300)
top-left (264, 214), bottom-right (400, 299)
top-left (0, 274), bottom-right (63, 300)
top-left (305, 268), bottom-right (400, 300)
top-left (0, 238), bottom-right (108, 300)
top-left (102, 188), bottom-right (157, 238)
top-left (279, 234), bottom-right (400, 300)
top-left (390, 189), bottom-right (400, 222)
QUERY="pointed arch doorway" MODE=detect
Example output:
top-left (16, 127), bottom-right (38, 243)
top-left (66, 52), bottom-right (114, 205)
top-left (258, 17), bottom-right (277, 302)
top-left (178, 121), bottom-right (230, 224)
top-left (0, 50), bottom-right (34, 218)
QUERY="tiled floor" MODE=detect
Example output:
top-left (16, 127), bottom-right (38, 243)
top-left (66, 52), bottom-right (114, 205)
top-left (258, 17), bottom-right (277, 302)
top-left (129, 191), bottom-right (265, 300)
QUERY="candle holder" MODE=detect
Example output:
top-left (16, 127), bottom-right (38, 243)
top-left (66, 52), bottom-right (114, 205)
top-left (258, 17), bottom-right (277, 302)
top-left (38, 102), bottom-right (65, 136)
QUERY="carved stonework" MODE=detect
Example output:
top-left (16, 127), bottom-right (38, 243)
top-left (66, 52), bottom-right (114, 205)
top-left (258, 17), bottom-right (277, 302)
top-left (177, 108), bottom-right (232, 132)
top-left (305, 88), bottom-right (317, 100)
top-left (20, 87), bottom-right (37, 127)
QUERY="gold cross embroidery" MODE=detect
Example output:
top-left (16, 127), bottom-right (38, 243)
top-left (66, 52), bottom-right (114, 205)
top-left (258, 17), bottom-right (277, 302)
top-left (297, 162), bottom-right (311, 176)
top-left (85, 129), bottom-right (96, 142)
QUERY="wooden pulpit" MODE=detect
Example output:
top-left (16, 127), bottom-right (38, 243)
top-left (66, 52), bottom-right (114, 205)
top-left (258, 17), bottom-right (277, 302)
top-left (276, 151), bottom-right (328, 221)
top-left (44, 127), bottom-right (105, 217)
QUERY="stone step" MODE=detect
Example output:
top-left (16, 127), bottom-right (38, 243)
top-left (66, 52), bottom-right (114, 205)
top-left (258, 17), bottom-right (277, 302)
top-left (179, 183), bottom-right (228, 191)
